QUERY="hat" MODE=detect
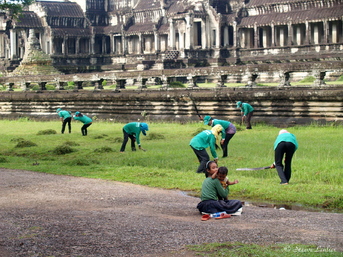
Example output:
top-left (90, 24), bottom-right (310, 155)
top-left (236, 101), bottom-right (242, 108)
top-left (56, 108), bottom-right (62, 113)
top-left (75, 111), bottom-right (80, 115)
top-left (279, 129), bottom-right (289, 135)
top-left (140, 123), bottom-right (149, 136)
top-left (203, 116), bottom-right (212, 125)
top-left (211, 124), bottom-right (223, 147)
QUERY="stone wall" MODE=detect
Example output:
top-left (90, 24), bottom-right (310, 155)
top-left (0, 86), bottom-right (342, 126)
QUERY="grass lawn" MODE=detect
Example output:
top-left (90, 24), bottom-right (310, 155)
top-left (0, 120), bottom-right (342, 212)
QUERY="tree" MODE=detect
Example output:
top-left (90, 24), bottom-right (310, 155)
top-left (0, 0), bottom-right (34, 18)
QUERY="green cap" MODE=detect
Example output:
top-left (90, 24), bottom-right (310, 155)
top-left (203, 116), bottom-right (212, 125)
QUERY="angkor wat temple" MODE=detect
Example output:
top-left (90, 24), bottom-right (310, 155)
top-left (0, 0), bottom-right (342, 81)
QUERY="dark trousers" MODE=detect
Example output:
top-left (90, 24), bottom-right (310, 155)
top-left (61, 117), bottom-right (72, 134)
top-left (120, 129), bottom-right (136, 152)
top-left (81, 123), bottom-right (92, 136)
top-left (221, 133), bottom-right (235, 158)
top-left (245, 111), bottom-right (253, 129)
top-left (274, 141), bottom-right (296, 183)
top-left (191, 146), bottom-right (209, 174)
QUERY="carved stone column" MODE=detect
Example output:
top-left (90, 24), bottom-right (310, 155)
top-left (313, 71), bottom-right (326, 87)
top-left (39, 82), bottom-right (47, 90)
top-left (21, 82), bottom-right (30, 91)
top-left (278, 71), bottom-right (291, 87)
top-left (187, 74), bottom-right (198, 88)
top-left (246, 73), bottom-right (258, 87)
top-left (161, 75), bottom-right (169, 89)
top-left (75, 81), bottom-right (83, 90)
top-left (6, 83), bottom-right (14, 91)
top-left (216, 74), bottom-right (227, 88)
top-left (115, 79), bottom-right (126, 90)
top-left (56, 82), bottom-right (65, 90)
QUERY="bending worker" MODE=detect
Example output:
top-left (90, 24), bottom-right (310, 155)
top-left (202, 115), bottom-right (236, 158)
top-left (236, 101), bottom-right (254, 129)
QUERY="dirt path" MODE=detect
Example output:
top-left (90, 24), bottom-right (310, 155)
top-left (0, 168), bottom-right (342, 256)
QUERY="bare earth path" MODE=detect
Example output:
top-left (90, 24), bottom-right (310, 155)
top-left (0, 168), bottom-right (342, 257)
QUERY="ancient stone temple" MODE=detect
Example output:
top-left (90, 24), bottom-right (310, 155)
top-left (10, 29), bottom-right (62, 76)
top-left (0, 0), bottom-right (342, 79)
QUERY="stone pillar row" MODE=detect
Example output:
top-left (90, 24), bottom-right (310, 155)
top-left (5, 71), bottom-right (329, 91)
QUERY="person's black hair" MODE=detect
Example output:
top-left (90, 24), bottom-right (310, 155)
top-left (218, 166), bottom-right (228, 175)
top-left (205, 160), bottom-right (216, 178)
top-left (206, 160), bottom-right (216, 170)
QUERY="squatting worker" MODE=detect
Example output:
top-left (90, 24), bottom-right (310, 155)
top-left (189, 124), bottom-right (223, 174)
top-left (202, 115), bottom-right (236, 158)
top-left (56, 108), bottom-right (72, 134)
top-left (273, 129), bottom-right (298, 185)
top-left (120, 122), bottom-right (149, 152)
top-left (236, 101), bottom-right (254, 129)
top-left (73, 111), bottom-right (93, 136)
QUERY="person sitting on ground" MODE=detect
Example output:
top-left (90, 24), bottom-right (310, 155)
top-left (120, 122), bottom-right (149, 152)
top-left (197, 161), bottom-right (243, 215)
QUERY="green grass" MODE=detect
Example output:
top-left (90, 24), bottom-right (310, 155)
top-left (0, 120), bottom-right (342, 212)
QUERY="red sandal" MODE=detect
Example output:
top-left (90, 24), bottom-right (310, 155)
top-left (201, 214), bottom-right (211, 221)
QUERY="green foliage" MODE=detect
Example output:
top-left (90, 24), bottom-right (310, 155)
top-left (336, 75), bottom-right (343, 81)
top-left (63, 141), bottom-right (80, 147)
top-left (10, 137), bottom-right (25, 142)
top-left (31, 84), bottom-right (40, 90)
top-left (37, 129), bottom-right (57, 135)
top-left (45, 84), bottom-right (56, 90)
top-left (0, 156), bottom-right (8, 163)
top-left (52, 145), bottom-right (75, 155)
top-left (94, 146), bottom-right (114, 153)
top-left (169, 81), bottom-right (185, 88)
top-left (191, 127), bottom-right (207, 136)
top-left (109, 137), bottom-right (123, 143)
top-left (0, 0), bottom-right (33, 19)
top-left (94, 134), bottom-right (108, 139)
top-left (17, 117), bottom-right (31, 122)
top-left (145, 132), bottom-right (165, 140)
top-left (15, 139), bottom-right (37, 148)
top-left (300, 76), bottom-right (315, 83)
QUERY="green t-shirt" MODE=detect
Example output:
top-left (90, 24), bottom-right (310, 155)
top-left (200, 177), bottom-right (229, 201)
top-left (212, 119), bottom-right (230, 139)
top-left (123, 122), bottom-right (143, 145)
top-left (189, 130), bottom-right (218, 159)
top-left (274, 133), bottom-right (298, 150)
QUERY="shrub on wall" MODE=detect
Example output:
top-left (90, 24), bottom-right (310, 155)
top-left (169, 81), bottom-right (185, 88)
top-left (300, 76), bottom-right (315, 83)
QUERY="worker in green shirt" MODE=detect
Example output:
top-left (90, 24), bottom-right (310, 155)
top-left (56, 108), bottom-right (72, 134)
top-left (236, 101), bottom-right (254, 129)
top-left (189, 125), bottom-right (223, 174)
top-left (202, 115), bottom-right (236, 158)
top-left (73, 111), bottom-right (93, 136)
top-left (120, 122), bottom-right (149, 152)
top-left (273, 129), bottom-right (299, 185)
